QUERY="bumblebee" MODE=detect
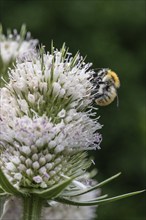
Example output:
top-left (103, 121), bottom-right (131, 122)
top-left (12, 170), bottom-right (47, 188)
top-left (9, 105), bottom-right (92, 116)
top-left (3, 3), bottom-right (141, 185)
top-left (92, 68), bottom-right (120, 106)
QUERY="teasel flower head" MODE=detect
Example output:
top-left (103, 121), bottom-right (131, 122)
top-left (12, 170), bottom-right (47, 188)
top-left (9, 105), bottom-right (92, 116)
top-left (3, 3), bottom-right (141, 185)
top-left (0, 24), bottom-right (38, 86)
top-left (0, 43), bottom-right (102, 191)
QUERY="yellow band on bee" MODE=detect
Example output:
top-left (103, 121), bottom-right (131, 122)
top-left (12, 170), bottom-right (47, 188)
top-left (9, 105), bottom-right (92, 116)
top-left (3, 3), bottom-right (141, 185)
top-left (107, 70), bottom-right (120, 88)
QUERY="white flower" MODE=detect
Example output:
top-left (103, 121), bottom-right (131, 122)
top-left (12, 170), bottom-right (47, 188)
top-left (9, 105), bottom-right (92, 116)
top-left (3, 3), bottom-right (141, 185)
top-left (0, 87), bottom-right (18, 123)
top-left (6, 51), bottom-right (94, 112)
top-left (0, 24), bottom-right (38, 84)
top-left (0, 114), bottom-right (101, 188)
top-left (0, 44), bottom-right (102, 190)
top-left (0, 25), bottom-right (38, 64)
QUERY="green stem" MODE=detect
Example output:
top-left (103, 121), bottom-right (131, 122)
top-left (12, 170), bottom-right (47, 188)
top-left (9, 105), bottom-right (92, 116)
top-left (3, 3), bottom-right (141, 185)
top-left (23, 194), bottom-right (43, 220)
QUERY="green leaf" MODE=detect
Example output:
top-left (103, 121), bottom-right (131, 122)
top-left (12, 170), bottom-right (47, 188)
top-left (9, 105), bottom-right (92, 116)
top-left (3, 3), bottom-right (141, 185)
top-left (56, 190), bottom-right (145, 206)
top-left (62, 172), bottom-right (121, 197)
top-left (0, 186), bottom-right (4, 193)
top-left (0, 186), bottom-right (7, 196)
top-left (87, 194), bottom-right (108, 201)
top-left (0, 192), bottom-right (7, 196)
top-left (33, 177), bottom-right (74, 199)
top-left (44, 194), bottom-right (108, 208)
top-left (0, 168), bottom-right (23, 196)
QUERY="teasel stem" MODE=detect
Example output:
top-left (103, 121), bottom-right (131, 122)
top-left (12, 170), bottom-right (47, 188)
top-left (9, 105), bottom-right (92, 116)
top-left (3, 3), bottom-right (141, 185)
top-left (23, 194), bottom-right (43, 220)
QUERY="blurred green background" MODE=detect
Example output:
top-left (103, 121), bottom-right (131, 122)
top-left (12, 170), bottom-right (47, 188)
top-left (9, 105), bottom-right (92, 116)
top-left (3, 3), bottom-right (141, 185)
top-left (0, 0), bottom-right (145, 219)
